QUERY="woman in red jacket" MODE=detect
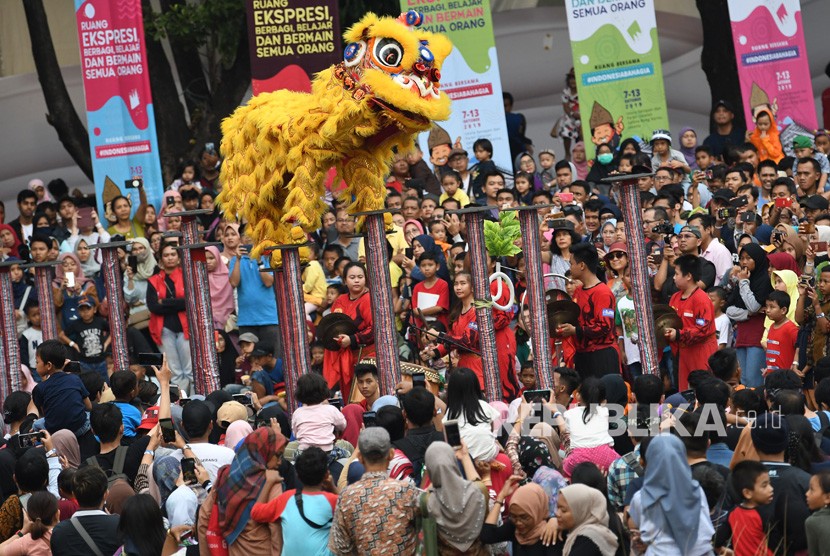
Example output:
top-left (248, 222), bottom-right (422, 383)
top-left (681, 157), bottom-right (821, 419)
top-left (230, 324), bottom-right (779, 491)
top-left (147, 243), bottom-right (192, 393)
top-left (323, 262), bottom-right (374, 399)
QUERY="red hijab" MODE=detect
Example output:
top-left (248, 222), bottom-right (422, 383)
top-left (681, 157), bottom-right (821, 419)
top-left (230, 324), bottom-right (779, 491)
top-left (768, 252), bottom-right (800, 274)
top-left (0, 225), bottom-right (22, 258)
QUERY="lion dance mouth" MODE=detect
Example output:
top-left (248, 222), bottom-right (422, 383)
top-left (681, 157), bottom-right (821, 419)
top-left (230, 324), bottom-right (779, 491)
top-left (217, 10), bottom-right (451, 263)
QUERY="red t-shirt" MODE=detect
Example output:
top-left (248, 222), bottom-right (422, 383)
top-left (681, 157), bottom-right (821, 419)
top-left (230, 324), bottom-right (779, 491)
top-left (766, 319), bottom-right (798, 370)
top-left (728, 505), bottom-right (773, 556)
top-left (669, 287), bottom-right (719, 390)
top-left (412, 277), bottom-right (450, 329)
top-left (572, 282), bottom-right (617, 352)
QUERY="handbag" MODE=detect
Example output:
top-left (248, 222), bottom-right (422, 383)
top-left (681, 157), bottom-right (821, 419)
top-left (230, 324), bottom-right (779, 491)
top-left (128, 307), bottom-right (151, 330)
top-left (205, 502), bottom-right (230, 556)
top-left (417, 492), bottom-right (439, 556)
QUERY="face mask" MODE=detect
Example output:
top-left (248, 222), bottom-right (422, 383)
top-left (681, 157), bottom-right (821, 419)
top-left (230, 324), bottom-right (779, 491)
top-left (598, 153), bottom-right (613, 164)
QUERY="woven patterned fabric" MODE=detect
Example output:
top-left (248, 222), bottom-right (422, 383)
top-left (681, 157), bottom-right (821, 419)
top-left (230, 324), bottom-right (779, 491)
top-left (99, 247), bottom-right (130, 372)
top-left (34, 266), bottom-right (58, 340)
top-left (0, 269), bottom-right (21, 394)
top-left (274, 247), bottom-right (311, 414)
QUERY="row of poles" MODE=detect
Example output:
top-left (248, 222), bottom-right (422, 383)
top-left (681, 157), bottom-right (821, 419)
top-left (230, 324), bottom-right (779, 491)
top-left (0, 176), bottom-right (660, 411)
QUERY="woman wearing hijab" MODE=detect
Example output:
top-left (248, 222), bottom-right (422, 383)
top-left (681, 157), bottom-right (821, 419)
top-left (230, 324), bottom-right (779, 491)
top-left (0, 224), bottom-right (23, 261)
top-left (51, 429), bottom-right (81, 469)
top-left (677, 127), bottom-right (699, 170)
top-left (205, 246), bottom-right (235, 330)
top-left (423, 442), bottom-right (489, 555)
top-left (556, 484), bottom-right (619, 556)
top-left (123, 237), bottom-right (157, 330)
top-left (199, 190), bottom-right (222, 242)
top-left (215, 330), bottom-right (240, 387)
top-left (157, 190), bottom-right (183, 232)
top-left (407, 234), bottom-right (451, 283)
top-left (571, 142), bottom-right (589, 180)
top-left (481, 480), bottom-right (558, 554)
top-left (767, 251), bottom-right (800, 274)
top-left (53, 252), bottom-right (97, 330)
top-left (773, 224), bottom-right (806, 268)
top-left (628, 434), bottom-right (714, 555)
top-left (403, 219), bottom-right (424, 246)
top-left (726, 243), bottom-right (772, 387)
top-left (340, 404), bottom-right (364, 448)
top-left (198, 426), bottom-right (287, 555)
top-left (586, 143), bottom-right (615, 186)
top-left (223, 421), bottom-right (254, 451)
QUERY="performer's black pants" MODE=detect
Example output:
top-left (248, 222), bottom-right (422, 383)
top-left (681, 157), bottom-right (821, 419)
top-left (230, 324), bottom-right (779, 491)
top-left (574, 346), bottom-right (620, 379)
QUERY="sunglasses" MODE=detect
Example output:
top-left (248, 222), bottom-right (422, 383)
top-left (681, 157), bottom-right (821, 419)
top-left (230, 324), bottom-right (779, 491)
top-left (607, 251), bottom-right (627, 260)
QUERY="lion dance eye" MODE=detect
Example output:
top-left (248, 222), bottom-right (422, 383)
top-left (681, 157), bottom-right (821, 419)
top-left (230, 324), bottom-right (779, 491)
top-left (373, 38), bottom-right (404, 67)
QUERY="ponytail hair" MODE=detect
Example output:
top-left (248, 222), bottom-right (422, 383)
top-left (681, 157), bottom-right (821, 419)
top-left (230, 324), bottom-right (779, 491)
top-left (27, 491), bottom-right (58, 540)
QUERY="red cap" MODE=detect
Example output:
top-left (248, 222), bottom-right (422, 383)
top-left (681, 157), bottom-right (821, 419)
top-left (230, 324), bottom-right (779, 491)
top-left (137, 406), bottom-right (159, 430)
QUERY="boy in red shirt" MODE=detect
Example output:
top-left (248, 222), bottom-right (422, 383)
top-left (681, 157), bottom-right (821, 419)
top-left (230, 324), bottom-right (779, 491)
top-left (411, 252), bottom-right (450, 330)
top-left (664, 254), bottom-right (719, 390)
top-left (763, 290), bottom-right (799, 372)
top-left (555, 243), bottom-right (619, 378)
top-left (728, 460), bottom-right (774, 556)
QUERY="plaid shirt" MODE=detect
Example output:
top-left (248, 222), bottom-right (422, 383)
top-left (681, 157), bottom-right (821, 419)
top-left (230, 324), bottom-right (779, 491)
top-left (329, 471), bottom-right (420, 555)
top-left (607, 444), bottom-right (641, 512)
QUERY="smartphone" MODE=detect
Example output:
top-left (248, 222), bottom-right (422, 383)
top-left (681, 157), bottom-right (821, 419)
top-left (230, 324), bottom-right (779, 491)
top-left (240, 244), bottom-right (253, 258)
top-left (800, 274), bottom-right (816, 288)
top-left (76, 207), bottom-right (94, 229)
top-left (812, 241), bottom-right (829, 254)
top-left (729, 196), bottom-right (748, 208)
top-left (179, 398), bottom-right (191, 407)
top-left (650, 252), bottom-right (663, 265)
top-left (411, 373), bottom-right (426, 389)
top-left (362, 411), bottom-right (377, 428)
top-left (775, 197), bottom-right (793, 209)
top-left (127, 255), bottom-right (138, 273)
top-left (181, 457), bottom-right (198, 484)
top-left (559, 192), bottom-right (574, 204)
top-left (680, 389), bottom-right (697, 403)
top-left (523, 389), bottom-right (551, 404)
top-left (740, 211), bottom-right (756, 223)
top-left (65, 271), bottom-right (75, 288)
top-left (64, 361), bottom-right (81, 373)
top-left (706, 169), bottom-right (713, 180)
top-left (166, 196), bottom-right (176, 207)
top-left (138, 353), bottom-right (164, 366)
top-left (179, 529), bottom-right (194, 545)
top-left (124, 178), bottom-right (143, 189)
top-left (16, 431), bottom-right (44, 449)
top-left (233, 393), bottom-right (253, 407)
top-left (444, 420), bottom-right (462, 448)
top-left (404, 247), bottom-right (414, 259)
top-left (800, 222), bottom-right (817, 235)
top-left (328, 398), bottom-right (342, 410)
top-left (159, 417), bottom-right (176, 443)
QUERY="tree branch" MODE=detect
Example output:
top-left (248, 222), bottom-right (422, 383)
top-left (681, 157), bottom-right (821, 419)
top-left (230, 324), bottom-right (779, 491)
top-left (22, 0), bottom-right (93, 180)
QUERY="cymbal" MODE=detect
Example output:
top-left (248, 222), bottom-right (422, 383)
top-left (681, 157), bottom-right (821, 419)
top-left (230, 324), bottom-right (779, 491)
top-left (545, 288), bottom-right (570, 303)
top-left (316, 313), bottom-right (358, 351)
top-left (653, 304), bottom-right (683, 351)
top-left (547, 299), bottom-right (580, 335)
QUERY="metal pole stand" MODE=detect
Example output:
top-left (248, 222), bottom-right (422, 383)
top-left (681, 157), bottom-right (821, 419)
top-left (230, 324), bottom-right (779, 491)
top-left (601, 172), bottom-right (659, 375)
top-left (0, 262), bottom-right (23, 396)
top-left (353, 210), bottom-right (401, 395)
top-left (450, 206), bottom-right (502, 401)
top-left (89, 241), bottom-right (132, 372)
top-left (166, 210), bottom-right (221, 395)
top-left (21, 261), bottom-right (60, 340)
top-left (263, 244), bottom-right (312, 414)
top-left (503, 205), bottom-right (556, 390)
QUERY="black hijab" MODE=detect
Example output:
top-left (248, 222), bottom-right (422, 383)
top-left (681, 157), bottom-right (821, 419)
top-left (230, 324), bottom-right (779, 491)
top-left (729, 243), bottom-right (772, 310)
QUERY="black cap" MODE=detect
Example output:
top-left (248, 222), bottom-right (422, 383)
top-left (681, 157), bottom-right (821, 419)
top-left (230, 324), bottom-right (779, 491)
top-left (181, 400), bottom-right (213, 439)
top-left (251, 342), bottom-right (276, 358)
top-left (803, 195), bottom-right (829, 211)
top-left (712, 188), bottom-right (734, 202)
top-left (713, 99), bottom-right (736, 113)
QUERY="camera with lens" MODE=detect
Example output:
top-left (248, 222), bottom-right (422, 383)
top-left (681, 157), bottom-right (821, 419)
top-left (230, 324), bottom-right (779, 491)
top-left (651, 222), bottom-right (673, 235)
top-left (716, 207), bottom-right (737, 220)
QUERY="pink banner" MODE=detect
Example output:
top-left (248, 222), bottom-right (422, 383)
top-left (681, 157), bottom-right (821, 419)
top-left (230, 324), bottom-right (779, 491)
top-left (75, 0), bottom-right (164, 217)
top-left (728, 0), bottom-right (817, 129)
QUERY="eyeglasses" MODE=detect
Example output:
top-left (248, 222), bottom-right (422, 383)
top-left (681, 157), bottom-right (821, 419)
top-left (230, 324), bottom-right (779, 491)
top-left (607, 251), bottom-right (626, 260)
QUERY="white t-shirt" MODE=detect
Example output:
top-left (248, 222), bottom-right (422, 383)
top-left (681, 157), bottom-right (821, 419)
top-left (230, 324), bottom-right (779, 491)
top-left (444, 400), bottom-right (500, 461)
top-left (563, 405), bottom-right (613, 449)
top-left (714, 313), bottom-right (732, 347)
top-left (616, 296), bottom-right (640, 365)
top-left (21, 223), bottom-right (33, 243)
top-left (171, 443), bottom-right (235, 481)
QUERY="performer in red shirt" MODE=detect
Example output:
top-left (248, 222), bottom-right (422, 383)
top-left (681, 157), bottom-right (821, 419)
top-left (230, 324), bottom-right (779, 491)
top-left (555, 243), bottom-right (620, 378)
top-left (490, 259), bottom-right (520, 400)
top-left (323, 262), bottom-right (375, 399)
top-left (665, 254), bottom-right (719, 390)
top-left (422, 271), bottom-right (483, 388)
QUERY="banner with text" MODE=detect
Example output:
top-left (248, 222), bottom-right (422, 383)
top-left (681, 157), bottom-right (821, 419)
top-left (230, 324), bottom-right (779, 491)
top-left (565, 0), bottom-right (668, 157)
top-left (400, 0), bottom-right (511, 174)
top-left (75, 0), bottom-right (164, 218)
top-left (728, 0), bottom-right (816, 131)
top-left (246, 0), bottom-right (341, 95)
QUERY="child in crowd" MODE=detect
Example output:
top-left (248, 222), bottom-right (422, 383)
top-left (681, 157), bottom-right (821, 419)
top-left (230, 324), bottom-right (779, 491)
top-left (538, 148), bottom-right (556, 187)
top-left (310, 341), bottom-right (325, 375)
top-left (616, 267), bottom-right (642, 379)
top-left (438, 171), bottom-right (470, 208)
top-left (60, 295), bottom-right (110, 381)
top-left (665, 254), bottom-right (719, 390)
top-left (695, 146), bottom-right (714, 171)
top-left (561, 376), bottom-right (619, 477)
top-left (763, 291), bottom-right (799, 372)
top-left (291, 373), bottom-right (346, 452)
top-left (748, 110), bottom-right (783, 163)
top-left (708, 286), bottom-right (733, 348)
top-left (322, 283), bottom-right (347, 316)
top-left (109, 370), bottom-right (142, 440)
top-left (428, 220), bottom-right (451, 259)
top-left (32, 340), bottom-right (92, 436)
top-left (57, 468), bottom-right (78, 521)
top-left (235, 332), bottom-right (258, 381)
top-left (19, 302), bottom-right (42, 379)
top-left (708, 348), bottom-right (743, 392)
top-left (168, 160), bottom-right (201, 192)
top-left (805, 470), bottom-right (830, 555)
top-left (469, 138), bottom-right (496, 202)
top-left (411, 252), bottom-right (450, 331)
top-left (728, 460), bottom-right (774, 556)
top-left (513, 172), bottom-right (535, 206)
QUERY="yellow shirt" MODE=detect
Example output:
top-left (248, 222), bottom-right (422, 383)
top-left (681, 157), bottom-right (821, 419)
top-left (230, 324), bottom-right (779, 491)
top-left (439, 190), bottom-right (471, 207)
top-left (302, 260), bottom-right (328, 306)
top-left (358, 224), bottom-right (408, 261)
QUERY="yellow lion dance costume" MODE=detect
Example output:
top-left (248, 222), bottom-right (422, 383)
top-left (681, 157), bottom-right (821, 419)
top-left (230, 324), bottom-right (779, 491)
top-left (217, 10), bottom-right (452, 259)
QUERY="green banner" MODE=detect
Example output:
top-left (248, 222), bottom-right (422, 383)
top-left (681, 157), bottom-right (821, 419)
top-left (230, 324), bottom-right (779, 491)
top-left (565, 0), bottom-right (669, 157)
